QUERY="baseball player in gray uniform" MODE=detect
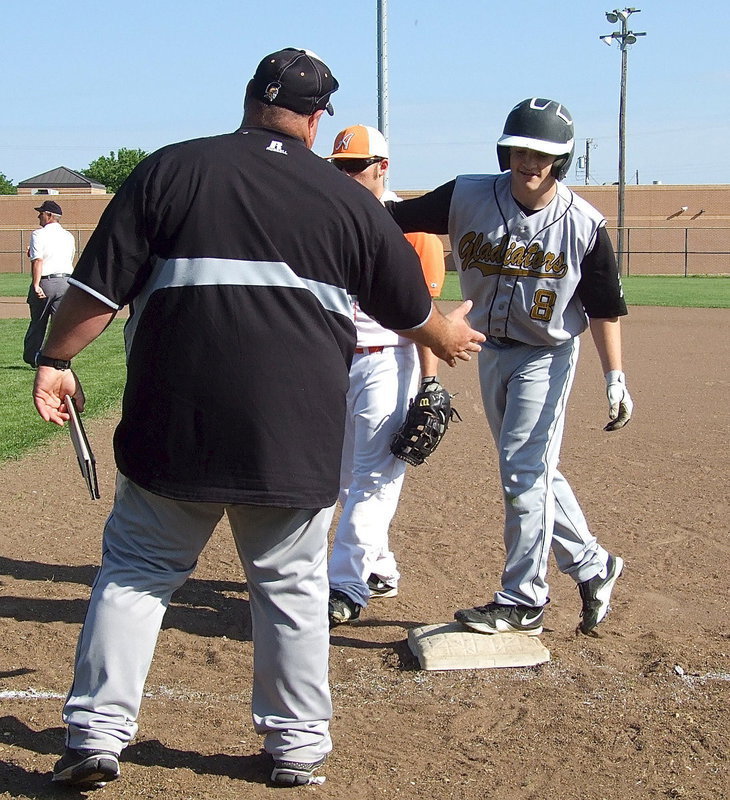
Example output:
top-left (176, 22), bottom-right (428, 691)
top-left (389, 98), bottom-right (633, 637)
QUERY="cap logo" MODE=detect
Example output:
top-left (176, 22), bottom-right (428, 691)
top-left (264, 81), bottom-right (281, 104)
top-left (334, 132), bottom-right (356, 151)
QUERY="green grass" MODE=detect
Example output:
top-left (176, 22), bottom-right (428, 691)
top-left (0, 319), bottom-right (126, 462)
top-left (437, 271), bottom-right (730, 308)
top-left (4, 272), bottom-right (729, 307)
top-left (0, 273), bottom-right (31, 296)
top-left (620, 275), bottom-right (729, 308)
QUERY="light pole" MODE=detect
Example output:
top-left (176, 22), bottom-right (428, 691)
top-left (600, 8), bottom-right (646, 275)
top-left (377, 0), bottom-right (389, 187)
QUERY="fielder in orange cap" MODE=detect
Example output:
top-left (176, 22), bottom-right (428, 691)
top-left (326, 124), bottom-right (448, 627)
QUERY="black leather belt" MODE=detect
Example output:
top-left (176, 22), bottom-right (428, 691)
top-left (42, 273), bottom-right (71, 279)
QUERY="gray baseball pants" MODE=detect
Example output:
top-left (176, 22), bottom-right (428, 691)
top-left (23, 275), bottom-right (69, 365)
top-left (478, 336), bottom-right (608, 608)
top-left (63, 474), bottom-right (334, 763)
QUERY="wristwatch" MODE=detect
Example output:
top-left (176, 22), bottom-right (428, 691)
top-left (36, 353), bottom-right (72, 370)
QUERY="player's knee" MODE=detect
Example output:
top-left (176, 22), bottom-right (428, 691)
top-left (502, 469), bottom-right (544, 511)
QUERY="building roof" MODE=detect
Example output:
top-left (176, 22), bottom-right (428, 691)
top-left (17, 166), bottom-right (105, 190)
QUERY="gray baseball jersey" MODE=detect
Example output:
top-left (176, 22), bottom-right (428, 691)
top-left (450, 172), bottom-right (619, 344)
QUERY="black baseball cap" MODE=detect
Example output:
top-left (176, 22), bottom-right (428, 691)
top-left (34, 200), bottom-right (63, 215)
top-left (251, 48), bottom-right (339, 116)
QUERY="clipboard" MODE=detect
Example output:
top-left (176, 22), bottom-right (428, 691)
top-left (64, 394), bottom-right (100, 500)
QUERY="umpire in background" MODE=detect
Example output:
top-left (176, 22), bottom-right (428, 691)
top-left (23, 199), bottom-right (75, 366)
top-left (32, 47), bottom-right (484, 789)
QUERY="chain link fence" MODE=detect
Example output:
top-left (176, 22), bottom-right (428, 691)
top-left (605, 227), bottom-right (730, 276)
top-left (0, 227), bottom-right (95, 274)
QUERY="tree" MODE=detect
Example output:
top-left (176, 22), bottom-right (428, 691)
top-left (0, 172), bottom-right (16, 194)
top-left (81, 148), bottom-right (148, 193)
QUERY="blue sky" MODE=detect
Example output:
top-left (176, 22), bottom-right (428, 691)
top-left (2, 0), bottom-right (727, 189)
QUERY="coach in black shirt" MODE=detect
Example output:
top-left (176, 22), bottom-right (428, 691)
top-left (33, 48), bottom-right (484, 789)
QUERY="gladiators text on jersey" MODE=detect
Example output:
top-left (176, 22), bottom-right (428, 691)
top-left (457, 231), bottom-right (567, 278)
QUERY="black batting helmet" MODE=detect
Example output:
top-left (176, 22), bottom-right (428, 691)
top-left (497, 98), bottom-right (575, 180)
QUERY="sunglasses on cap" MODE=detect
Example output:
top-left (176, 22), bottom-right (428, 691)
top-left (331, 157), bottom-right (384, 174)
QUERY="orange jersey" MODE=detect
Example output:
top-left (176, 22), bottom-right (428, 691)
top-left (404, 232), bottom-right (445, 298)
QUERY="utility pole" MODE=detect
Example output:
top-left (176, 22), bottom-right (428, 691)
top-left (617, 28), bottom-right (628, 273)
top-left (600, 8), bottom-right (646, 275)
top-left (584, 138), bottom-right (593, 185)
top-left (377, 0), bottom-right (389, 187)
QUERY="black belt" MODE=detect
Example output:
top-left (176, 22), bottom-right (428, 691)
top-left (42, 273), bottom-right (71, 279)
top-left (487, 335), bottom-right (523, 346)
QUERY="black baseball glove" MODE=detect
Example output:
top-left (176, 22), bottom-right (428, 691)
top-left (390, 377), bottom-right (461, 466)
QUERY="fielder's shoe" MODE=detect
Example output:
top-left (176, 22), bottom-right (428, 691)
top-left (367, 573), bottom-right (398, 599)
top-left (577, 554), bottom-right (624, 636)
top-left (52, 747), bottom-right (120, 786)
top-left (328, 590), bottom-right (361, 627)
top-left (454, 602), bottom-right (544, 636)
top-left (271, 756), bottom-right (327, 786)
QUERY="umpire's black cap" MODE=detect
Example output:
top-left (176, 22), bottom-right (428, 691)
top-left (34, 200), bottom-right (63, 215)
top-left (251, 48), bottom-right (339, 116)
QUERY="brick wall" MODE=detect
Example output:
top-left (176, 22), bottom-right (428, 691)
top-left (2, 185), bottom-right (729, 275)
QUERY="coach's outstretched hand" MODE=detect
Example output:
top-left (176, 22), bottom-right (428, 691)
top-left (399, 300), bottom-right (485, 368)
top-left (441, 300), bottom-right (486, 364)
top-left (34, 367), bottom-right (85, 426)
top-left (603, 370), bottom-right (633, 431)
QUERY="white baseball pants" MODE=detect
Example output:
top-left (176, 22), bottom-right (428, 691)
top-left (62, 474), bottom-right (334, 763)
top-left (478, 336), bottom-right (608, 608)
top-left (328, 345), bottom-right (419, 606)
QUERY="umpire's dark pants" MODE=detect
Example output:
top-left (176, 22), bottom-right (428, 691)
top-left (23, 275), bottom-right (69, 366)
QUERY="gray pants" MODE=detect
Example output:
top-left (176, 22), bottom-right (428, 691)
top-left (479, 336), bottom-right (608, 607)
top-left (23, 275), bottom-right (69, 365)
top-left (63, 474), bottom-right (334, 762)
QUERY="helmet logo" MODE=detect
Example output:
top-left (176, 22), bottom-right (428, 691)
top-left (529, 98), bottom-right (573, 127)
top-left (555, 106), bottom-right (572, 126)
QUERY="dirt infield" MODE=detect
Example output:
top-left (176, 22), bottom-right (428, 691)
top-left (1, 305), bottom-right (728, 799)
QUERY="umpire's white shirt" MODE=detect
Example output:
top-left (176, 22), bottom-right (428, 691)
top-left (29, 221), bottom-right (75, 275)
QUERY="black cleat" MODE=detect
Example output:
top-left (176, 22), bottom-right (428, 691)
top-left (577, 554), bottom-right (624, 636)
top-left (52, 747), bottom-right (120, 786)
top-left (454, 602), bottom-right (544, 635)
top-left (328, 590), bottom-right (361, 627)
top-left (367, 573), bottom-right (398, 599)
top-left (271, 756), bottom-right (326, 786)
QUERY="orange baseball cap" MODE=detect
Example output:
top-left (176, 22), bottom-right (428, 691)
top-left (328, 124), bottom-right (389, 160)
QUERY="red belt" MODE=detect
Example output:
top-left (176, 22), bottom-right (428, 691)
top-left (355, 346), bottom-right (385, 354)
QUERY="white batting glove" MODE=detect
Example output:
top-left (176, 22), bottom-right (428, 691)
top-left (604, 370), bottom-right (633, 431)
